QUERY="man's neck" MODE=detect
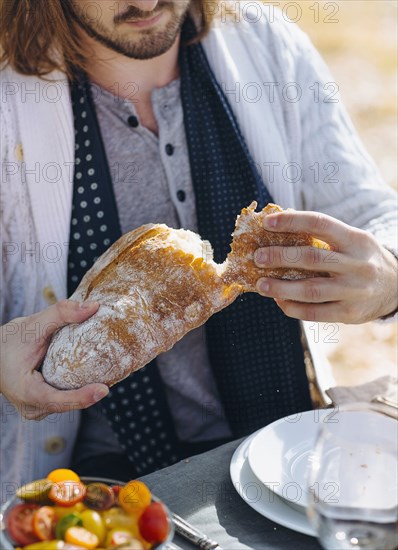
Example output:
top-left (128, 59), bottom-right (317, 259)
top-left (84, 34), bottom-right (181, 103)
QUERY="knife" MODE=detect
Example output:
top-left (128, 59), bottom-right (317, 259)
top-left (172, 512), bottom-right (223, 550)
top-left (371, 395), bottom-right (398, 419)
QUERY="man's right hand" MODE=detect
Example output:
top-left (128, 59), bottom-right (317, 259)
top-left (0, 300), bottom-right (109, 420)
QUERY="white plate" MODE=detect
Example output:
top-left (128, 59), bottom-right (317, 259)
top-left (230, 429), bottom-right (316, 537)
top-left (247, 409), bottom-right (331, 509)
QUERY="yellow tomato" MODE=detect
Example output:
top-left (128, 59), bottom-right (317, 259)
top-left (22, 541), bottom-right (63, 550)
top-left (118, 481), bottom-right (151, 517)
top-left (102, 507), bottom-right (139, 535)
top-left (80, 509), bottom-right (106, 544)
top-left (53, 502), bottom-right (86, 519)
top-left (110, 538), bottom-right (145, 550)
top-left (47, 469), bottom-right (80, 483)
top-left (65, 526), bottom-right (99, 549)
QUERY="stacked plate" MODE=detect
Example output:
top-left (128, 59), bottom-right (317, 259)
top-left (230, 409), bottom-right (332, 536)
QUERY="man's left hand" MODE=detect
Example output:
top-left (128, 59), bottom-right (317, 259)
top-left (254, 210), bottom-right (398, 323)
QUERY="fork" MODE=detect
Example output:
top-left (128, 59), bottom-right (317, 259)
top-left (171, 513), bottom-right (223, 550)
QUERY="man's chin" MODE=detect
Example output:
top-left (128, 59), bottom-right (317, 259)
top-left (109, 31), bottom-right (179, 60)
top-left (120, 46), bottom-right (174, 60)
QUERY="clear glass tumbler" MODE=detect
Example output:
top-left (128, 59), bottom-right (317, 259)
top-left (306, 403), bottom-right (398, 550)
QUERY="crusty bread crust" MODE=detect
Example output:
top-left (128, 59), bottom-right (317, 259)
top-left (42, 203), bottom-right (329, 389)
top-left (222, 202), bottom-right (329, 290)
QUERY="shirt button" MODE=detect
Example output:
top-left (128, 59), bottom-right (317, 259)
top-left (127, 115), bottom-right (139, 128)
top-left (176, 190), bottom-right (186, 202)
top-left (44, 436), bottom-right (66, 455)
top-left (165, 143), bottom-right (174, 156)
top-left (43, 286), bottom-right (57, 305)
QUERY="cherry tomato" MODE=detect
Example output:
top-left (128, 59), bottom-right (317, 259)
top-left (102, 507), bottom-right (139, 534)
top-left (62, 545), bottom-right (96, 550)
top-left (22, 542), bottom-right (65, 550)
top-left (111, 541), bottom-right (145, 550)
top-left (138, 502), bottom-right (169, 544)
top-left (53, 502), bottom-right (86, 519)
top-left (111, 485), bottom-right (122, 499)
top-left (55, 512), bottom-right (83, 539)
top-left (65, 526), bottom-right (99, 549)
top-left (16, 479), bottom-right (53, 504)
top-left (118, 481), bottom-right (151, 517)
top-left (6, 503), bottom-right (40, 546)
top-left (83, 482), bottom-right (114, 511)
top-left (47, 469), bottom-right (81, 483)
top-left (32, 506), bottom-right (56, 541)
top-left (49, 481), bottom-right (86, 507)
top-left (105, 528), bottom-right (135, 547)
top-left (80, 509), bottom-right (106, 544)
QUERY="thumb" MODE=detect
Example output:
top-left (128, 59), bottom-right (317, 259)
top-left (26, 380), bottom-right (110, 419)
top-left (29, 299), bottom-right (100, 344)
top-left (44, 382), bottom-right (110, 412)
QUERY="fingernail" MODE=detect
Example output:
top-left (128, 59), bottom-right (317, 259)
top-left (264, 215), bottom-right (278, 228)
top-left (80, 300), bottom-right (98, 309)
top-left (255, 249), bottom-right (268, 266)
top-left (93, 387), bottom-right (109, 402)
top-left (258, 279), bottom-right (269, 293)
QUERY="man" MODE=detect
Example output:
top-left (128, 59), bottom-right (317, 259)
top-left (1, 0), bottom-right (397, 489)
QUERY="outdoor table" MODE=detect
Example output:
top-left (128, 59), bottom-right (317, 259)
top-left (140, 438), bottom-right (322, 549)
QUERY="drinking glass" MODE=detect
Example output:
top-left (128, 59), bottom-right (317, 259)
top-left (306, 403), bottom-right (398, 550)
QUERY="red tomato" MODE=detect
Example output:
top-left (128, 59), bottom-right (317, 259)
top-left (138, 502), bottom-right (169, 543)
top-left (32, 506), bottom-right (56, 541)
top-left (49, 481), bottom-right (86, 507)
top-left (111, 485), bottom-right (123, 499)
top-left (6, 503), bottom-right (40, 546)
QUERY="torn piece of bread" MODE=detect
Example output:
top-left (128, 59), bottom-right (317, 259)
top-left (223, 202), bottom-right (329, 290)
top-left (42, 202), bottom-right (329, 389)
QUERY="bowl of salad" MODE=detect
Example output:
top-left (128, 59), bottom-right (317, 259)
top-left (0, 469), bottom-right (174, 550)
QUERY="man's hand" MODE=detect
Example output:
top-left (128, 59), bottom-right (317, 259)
top-left (254, 210), bottom-right (398, 323)
top-left (0, 300), bottom-right (109, 420)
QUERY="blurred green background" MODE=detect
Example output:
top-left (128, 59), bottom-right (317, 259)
top-left (264, 0), bottom-right (397, 386)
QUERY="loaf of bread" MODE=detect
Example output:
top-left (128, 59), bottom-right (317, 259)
top-left (42, 202), bottom-right (329, 389)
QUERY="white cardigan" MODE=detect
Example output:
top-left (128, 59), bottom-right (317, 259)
top-left (1, 5), bottom-right (397, 491)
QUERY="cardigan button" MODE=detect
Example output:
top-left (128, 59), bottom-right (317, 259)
top-left (165, 143), bottom-right (174, 156)
top-left (44, 436), bottom-right (66, 455)
top-left (43, 286), bottom-right (57, 305)
top-left (176, 190), bottom-right (186, 202)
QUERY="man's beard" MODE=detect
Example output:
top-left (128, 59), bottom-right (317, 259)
top-left (71, 2), bottom-right (190, 60)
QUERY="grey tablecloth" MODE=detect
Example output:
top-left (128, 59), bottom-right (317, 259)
top-left (140, 439), bottom-right (321, 550)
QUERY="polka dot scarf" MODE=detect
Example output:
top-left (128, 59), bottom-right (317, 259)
top-left (68, 76), bottom-right (119, 293)
top-left (69, 74), bottom-right (183, 475)
top-left (179, 19), bottom-right (312, 436)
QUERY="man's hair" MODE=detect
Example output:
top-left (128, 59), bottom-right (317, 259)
top-left (0, 0), bottom-right (232, 78)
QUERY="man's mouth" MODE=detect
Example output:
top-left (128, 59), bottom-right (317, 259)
top-left (121, 11), bottom-right (164, 28)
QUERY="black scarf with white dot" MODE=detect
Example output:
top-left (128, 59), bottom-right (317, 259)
top-left (69, 75), bottom-right (182, 476)
top-left (178, 19), bottom-right (312, 435)
top-left (68, 18), bottom-right (312, 476)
